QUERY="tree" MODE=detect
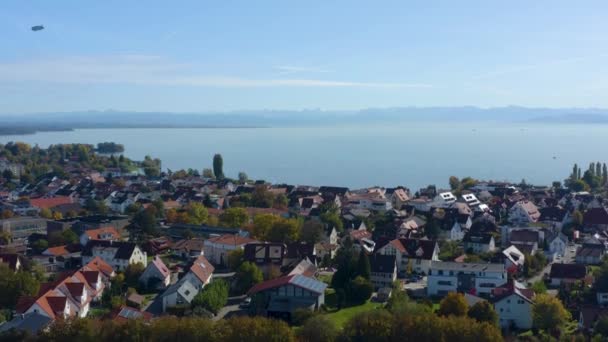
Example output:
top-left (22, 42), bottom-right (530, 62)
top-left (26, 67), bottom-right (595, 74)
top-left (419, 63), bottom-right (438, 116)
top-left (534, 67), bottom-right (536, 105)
top-left (39, 207), bottom-right (53, 219)
top-left (532, 294), bottom-right (571, 331)
top-left (438, 292), bottom-right (468, 317)
top-left (357, 249), bottom-right (371, 280)
top-left (425, 217), bottom-right (441, 239)
top-left (202, 168), bottom-right (215, 179)
top-left (2, 169), bottom-right (14, 180)
top-left (0, 264), bottom-right (40, 309)
top-left (552, 181), bottom-right (562, 189)
top-left (583, 169), bottom-right (601, 189)
top-left (568, 179), bottom-right (588, 192)
top-left (133, 206), bottom-right (158, 235)
top-left (238, 172), bottom-right (248, 183)
top-left (603, 163), bottom-right (608, 186)
top-left (251, 185), bottom-right (274, 208)
top-left (252, 213), bottom-right (279, 240)
top-left (235, 261), bottom-right (263, 293)
top-left (219, 207), bottom-right (249, 228)
top-left (226, 249), bottom-right (244, 271)
top-left (467, 300), bottom-right (498, 326)
top-left (349, 276), bottom-right (373, 304)
top-left (31, 239), bottom-right (48, 253)
top-left (213, 154), bottom-right (224, 179)
top-left (61, 228), bottom-right (78, 244)
top-left (449, 176), bottom-right (461, 191)
top-left (531, 280), bottom-right (547, 294)
top-left (594, 315), bottom-right (608, 337)
top-left (298, 315), bottom-right (338, 342)
top-left (572, 210), bottom-right (584, 227)
top-left (267, 217), bottom-right (301, 243)
top-left (186, 202), bottom-right (208, 225)
top-left (191, 279), bottom-right (229, 314)
top-left (124, 263), bottom-right (146, 288)
top-left (342, 310), bottom-right (393, 341)
top-left (300, 220), bottom-right (324, 244)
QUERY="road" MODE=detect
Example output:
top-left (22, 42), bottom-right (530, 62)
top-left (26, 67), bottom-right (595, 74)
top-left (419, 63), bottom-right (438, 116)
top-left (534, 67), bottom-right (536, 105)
top-left (213, 295), bottom-right (247, 321)
top-left (526, 244), bottom-right (580, 285)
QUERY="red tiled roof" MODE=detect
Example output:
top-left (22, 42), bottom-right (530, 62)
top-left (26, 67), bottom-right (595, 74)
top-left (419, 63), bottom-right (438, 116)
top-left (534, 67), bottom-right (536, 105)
top-left (248, 275), bottom-right (295, 295)
top-left (84, 226), bottom-right (120, 241)
top-left (44, 245), bottom-right (70, 256)
top-left (65, 282), bottom-right (84, 297)
top-left (82, 256), bottom-right (115, 279)
top-left (207, 234), bottom-right (256, 246)
top-left (150, 256), bottom-right (170, 278)
top-left (30, 196), bottom-right (73, 209)
top-left (350, 229), bottom-right (372, 241)
top-left (189, 255), bottom-right (214, 284)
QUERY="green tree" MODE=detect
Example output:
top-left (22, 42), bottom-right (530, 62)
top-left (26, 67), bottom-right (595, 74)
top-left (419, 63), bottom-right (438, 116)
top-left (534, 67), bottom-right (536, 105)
top-left (238, 172), bottom-right (248, 183)
top-left (133, 206), bottom-right (159, 235)
top-left (267, 217), bottom-right (301, 243)
top-left (449, 176), bottom-right (461, 191)
top-left (357, 249), bottom-right (371, 280)
top-left (186, 202), bottom-right (209, 225)
top-left (594, 315), bottom-right (608, 337)
top-left (235, 261), bottom-right (263, 293)
top-left (531, 280), bottom-right (547, 294)
top-left (569, 179), bottom-right (587, 192)
top-left (124, 262), bottom-right (146, 288)
top-left (191, 279), bottom-right (229, 314)
top-left (349, 276), bottom-right (373, 304)
top-left (467, 300), bottom-right (498, 326)
top-left (298, 315), bottom-right (339, 342)
top-left (226, 249), bottom-right (245, 271)
top-left (572, 210), bottom-right (584, 227)
top-left (252, 213), bottom-right (279, 240)
top-left (425, 217), bottom-right (441, 239)
top-left (438, 292), bottom-right (468, 317)
top-left (603, 163), bottom-right (608, 185)
top-left (342, 310), bottom-right (393, 342)
top-left (202, 168), bottom-right (215, 179)
top-left (0, 264), bottom-right (40, 309)
top-left (300, 220), bottom-right (324, 244)
top-left (219, 207), bottom-right (249, 228)
top-left (532, 294), bottom-right (571, 332)
top-left (213, 154), bottom-right (224, 179)
top-left (251, 185), bottom-right (274, 208)
top-left (31, 239), bottom-right (48, 253)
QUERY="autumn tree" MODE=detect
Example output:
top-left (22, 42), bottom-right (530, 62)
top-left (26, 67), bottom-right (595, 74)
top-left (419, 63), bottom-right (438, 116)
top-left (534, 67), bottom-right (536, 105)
top-left (532, 294), bottom-right (571, 332)
top-left (468, 300), bottom-right (498, 326)
top-left (235, 261), bottom-right (263, 293)
top-left (219, 207), bottom-right (249, 228)
top-left (298, 315), bottom-right (339, 342)
top-left (191, 279), bottom-right (229, 314)
top-left (438, 292), bottom-right (468, 317)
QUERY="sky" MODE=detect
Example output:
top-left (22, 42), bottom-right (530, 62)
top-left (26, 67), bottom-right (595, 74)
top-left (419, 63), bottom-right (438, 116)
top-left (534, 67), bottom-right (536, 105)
top-left (1, 1), bottom-right (608, 114)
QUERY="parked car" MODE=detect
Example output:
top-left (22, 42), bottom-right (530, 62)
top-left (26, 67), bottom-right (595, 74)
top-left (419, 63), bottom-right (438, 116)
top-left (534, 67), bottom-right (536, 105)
top-left (239, 297), bottom-right (251, 308)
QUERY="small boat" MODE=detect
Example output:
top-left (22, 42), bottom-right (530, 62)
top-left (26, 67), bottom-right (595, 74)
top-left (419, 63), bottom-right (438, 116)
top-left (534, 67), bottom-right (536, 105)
top-left (31, 25), bottom-right (44, 31)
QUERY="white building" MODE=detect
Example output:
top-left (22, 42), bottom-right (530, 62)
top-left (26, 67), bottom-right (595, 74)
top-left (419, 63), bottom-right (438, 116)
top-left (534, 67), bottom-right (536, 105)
top-left (508, 201), bottom-right (540, 225)
top-left (81, 241), bottom-right (147, 271)
top-left (427, 261), bottom-right (507, 297)
top-left (376, 238), bottom-right (439, 276)
top-left (547, 232), bottom-right (568, 256)
top-left (203, 234), bottom-right (257, 266)
top-left (433, 192), bottom-right (457, 208)
top-left (161, 255), bottom-right (214, 312)
top-left (139, 256), bottom-right (171, 289)
top-left (492, 281), bottom-right (535, 330)
top-left (502, 245), bottom-right (525, 271)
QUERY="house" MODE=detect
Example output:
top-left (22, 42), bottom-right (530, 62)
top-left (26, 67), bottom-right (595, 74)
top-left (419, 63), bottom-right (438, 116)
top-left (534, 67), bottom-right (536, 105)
top-left (491, 280), bottom-right (535, 330)
top-left (0, 217), bottom-right (47, 241)
top-left (549, 263), bottom-right (587, 287)
top-left (448, 214), bottom-right (471, 241)
top-left (508, 201), bottom-right (540, 225)
top-left (81, 256), bottom-right (115, 283)
top-left (583, 207), bottom-right (608, 232)
top-left (39, 244), bottom-right (82, 271)
top-left (579, 306), bottom-right (608, 332)
top-left (79, 226), bottom-right (121, 246)
top-left (389, 188), bottom-right (410, 209)
top-left (376, 238), bottom-right (439, 276)
top-left (433, 192), bottom-right (457, 208)
top-left (369, 254), bottom-right (397, 289)
top-left (547, 232), bottom-right (568, 256)
top-left (247, 274), bottom-right (327, 320)
top-left (203, 234), bottom-right (256, 266)
top-left (81, 240), bottom-right (147, 271)
top-left (508, 229), bottom-right (540, 255)
top-left (463, 232), bottom-right (496, 254)
top-left (576, 237), bottom-right (606, 265)
top-left (143, 236), bottom-right (173, 255)
top-left (0, 312), bottom-right (53, 335)
top-left (244, 242), bottom-right (286, 277)
top-left (315, 227), bottom-right (339, 260)
top-left (348, 228), bottom-right (375, 254)
top-left (502, 245), bottom-right (525, 272)
top-left (161, 255), bottom-right (214, 312)
top-left (173, 238), bottom-right (205, 259)
top-left (139, 256), bottom-right (171, 289)
top-left (15, 267), bottom-right (105, 320)
top-left (0, 253), bottom-right (22, 271)
top-left (427, 261), bottom-right (507, 297)
top-left (538, 206), bottom-right (568, 229)
top-left (110, 306), bottom-right (153, 324)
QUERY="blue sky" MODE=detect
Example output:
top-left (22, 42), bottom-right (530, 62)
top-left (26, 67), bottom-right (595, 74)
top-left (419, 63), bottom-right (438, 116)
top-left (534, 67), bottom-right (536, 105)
top-left (1, 1), bottom-right (608, 113)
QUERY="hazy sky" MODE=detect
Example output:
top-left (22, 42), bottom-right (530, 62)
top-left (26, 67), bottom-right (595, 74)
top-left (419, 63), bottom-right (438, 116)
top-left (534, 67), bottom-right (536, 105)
top-left (1, 1), bottom-right (608, 113)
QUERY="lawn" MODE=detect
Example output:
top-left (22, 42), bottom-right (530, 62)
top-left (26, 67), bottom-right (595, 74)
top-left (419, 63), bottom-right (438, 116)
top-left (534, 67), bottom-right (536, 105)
top-left (324, 300), bottom-right (383, 329)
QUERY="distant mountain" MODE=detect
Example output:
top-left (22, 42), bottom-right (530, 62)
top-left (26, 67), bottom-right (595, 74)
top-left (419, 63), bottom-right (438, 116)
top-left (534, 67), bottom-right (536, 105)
top-left (1, 107), bottom-right (607, 135)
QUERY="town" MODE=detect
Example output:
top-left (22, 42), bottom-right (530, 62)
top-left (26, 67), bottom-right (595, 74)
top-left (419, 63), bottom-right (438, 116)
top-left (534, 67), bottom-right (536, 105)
top-left (1, 142), bottom-right (608, 341)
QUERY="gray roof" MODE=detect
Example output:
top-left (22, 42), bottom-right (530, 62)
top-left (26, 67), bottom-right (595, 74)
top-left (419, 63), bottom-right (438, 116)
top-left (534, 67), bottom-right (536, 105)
top-left (0, 313), bottom-right (52, 334)
top-left (430, 261), bottom-right (505, 273)
top-left (162, 277), bottom-right (198, 303)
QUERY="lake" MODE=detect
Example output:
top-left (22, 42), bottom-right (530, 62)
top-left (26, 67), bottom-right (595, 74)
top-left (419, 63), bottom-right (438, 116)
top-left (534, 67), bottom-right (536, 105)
top-left (0, 123), bottom-right (603, 190)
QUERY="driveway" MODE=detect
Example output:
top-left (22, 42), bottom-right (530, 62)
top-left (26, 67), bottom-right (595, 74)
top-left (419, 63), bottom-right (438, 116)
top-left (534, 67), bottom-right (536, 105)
top-left (213, 295), bottom-right (247, 321)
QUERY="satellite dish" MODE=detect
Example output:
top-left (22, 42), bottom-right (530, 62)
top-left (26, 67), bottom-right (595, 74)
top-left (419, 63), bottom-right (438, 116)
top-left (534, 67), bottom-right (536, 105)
top-left (31, 25), bottom-right (44, 32)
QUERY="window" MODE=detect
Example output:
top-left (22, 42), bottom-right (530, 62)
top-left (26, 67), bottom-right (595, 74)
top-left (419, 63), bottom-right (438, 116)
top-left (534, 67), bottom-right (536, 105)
top-left (438, 280), bottom-right (452, 286)
top-left (438, 270), bottom-right (444, 275)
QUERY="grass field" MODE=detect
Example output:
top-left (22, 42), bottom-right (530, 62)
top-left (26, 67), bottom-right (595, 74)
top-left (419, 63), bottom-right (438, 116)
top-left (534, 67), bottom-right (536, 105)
top-left (324, 300), bottom-right (383, 329)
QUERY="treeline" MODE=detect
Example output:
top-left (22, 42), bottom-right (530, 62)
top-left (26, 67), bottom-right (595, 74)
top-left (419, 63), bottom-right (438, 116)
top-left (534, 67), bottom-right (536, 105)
top-left (564, 162), bottom-right (608, 191)
top-left (0, 310), bottom-right (503, 342)
top-left (96, 142), bottom-right (125, 153)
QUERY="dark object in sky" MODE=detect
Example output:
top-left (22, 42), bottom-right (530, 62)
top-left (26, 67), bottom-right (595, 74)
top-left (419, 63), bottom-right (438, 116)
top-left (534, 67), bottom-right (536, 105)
top-left (31, 25), bottom-right (44, 31)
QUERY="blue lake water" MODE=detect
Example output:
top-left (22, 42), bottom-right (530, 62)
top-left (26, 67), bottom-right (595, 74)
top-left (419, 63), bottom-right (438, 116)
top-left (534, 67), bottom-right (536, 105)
top-left (0, 123), bottom-right (604, 190)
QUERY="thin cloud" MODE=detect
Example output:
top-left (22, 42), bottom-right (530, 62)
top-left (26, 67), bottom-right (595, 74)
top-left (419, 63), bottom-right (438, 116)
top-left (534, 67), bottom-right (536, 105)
top-left (275, 65), bottom-right (332, 74)
top-left (0, 55), bottom-right (432, 88)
